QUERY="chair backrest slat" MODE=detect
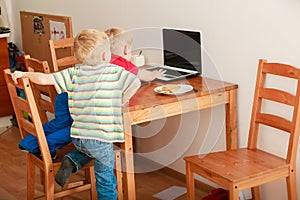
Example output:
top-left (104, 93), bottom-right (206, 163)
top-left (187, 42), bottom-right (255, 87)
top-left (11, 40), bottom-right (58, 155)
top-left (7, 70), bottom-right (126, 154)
top-left (263, 62), bottom-right (299, 79)
top-left (39, 98), bottom-right (55, 114)
top-left (259, 88), bottom-right (295, 106)
top-left (56, 56), bottom-right (79, 68)
top-left (256, 113), bottom-right (293, 133)
top-left (14, 96), bottom-right (30, 113)
top-left (21, 118), bottom-right (37, 137)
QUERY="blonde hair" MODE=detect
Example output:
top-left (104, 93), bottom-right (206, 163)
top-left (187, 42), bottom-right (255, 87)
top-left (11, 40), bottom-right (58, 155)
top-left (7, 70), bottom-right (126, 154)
top-left (105, 27), bottom-right (133, 56)
top-left (74, 29), bottom-right (111, 66)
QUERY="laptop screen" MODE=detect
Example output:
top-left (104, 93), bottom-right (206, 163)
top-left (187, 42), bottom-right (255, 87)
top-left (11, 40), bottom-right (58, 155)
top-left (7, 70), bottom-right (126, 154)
top-left (163, 28), bottom-right (202, 74)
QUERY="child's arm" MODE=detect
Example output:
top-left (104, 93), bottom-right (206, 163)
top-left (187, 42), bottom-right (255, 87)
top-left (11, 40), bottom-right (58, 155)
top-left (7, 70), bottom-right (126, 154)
top-left (123, 78), bottom-right (141, 104)
top-left (137, 69), bottom-right (166, 82)
top-left (12, 71), bottom-right (54, 85)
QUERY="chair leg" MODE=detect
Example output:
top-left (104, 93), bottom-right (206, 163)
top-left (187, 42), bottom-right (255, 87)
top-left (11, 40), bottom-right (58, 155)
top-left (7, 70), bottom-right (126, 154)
top-left (44, 170), bottom-right (55, 200)
top-left (115, 150), bottom-right (123, 200)
top-left (79, 163), bottom-right (96, 200)
top-left (251, 186), bottom-right (260, 200)
top-left (27, 155), bottom-right (35, 199)
top-left (286, 173), bottom-right (298, 200)
top-left (89, 166), bottom-right (97, 200)
top-left (185, 162), bottom-right (195, 200)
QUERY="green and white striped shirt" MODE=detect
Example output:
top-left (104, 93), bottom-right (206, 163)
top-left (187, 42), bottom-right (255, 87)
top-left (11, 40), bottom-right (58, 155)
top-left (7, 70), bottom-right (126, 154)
top-left (51, 63), bottom-right (140, 142)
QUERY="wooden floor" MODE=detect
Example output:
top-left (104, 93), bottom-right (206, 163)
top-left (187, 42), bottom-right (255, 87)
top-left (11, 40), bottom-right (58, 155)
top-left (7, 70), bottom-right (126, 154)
top-left (0, 127), bottom-right (209, 200)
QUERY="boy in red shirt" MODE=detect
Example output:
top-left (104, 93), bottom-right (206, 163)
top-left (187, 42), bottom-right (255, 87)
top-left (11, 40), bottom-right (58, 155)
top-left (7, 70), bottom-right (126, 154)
top-left (107, 27), bottom-right (165, 81)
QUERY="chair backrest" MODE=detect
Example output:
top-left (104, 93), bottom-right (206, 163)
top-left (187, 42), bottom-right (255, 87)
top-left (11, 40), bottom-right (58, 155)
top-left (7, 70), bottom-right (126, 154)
top-left (4, 69), bottom-right (53, 163)
top-left (248, 59), bottom-right (300, 166)
top-left (25, 54), bottom-right (51, 73)
top-left (24, 55), bottom-right (57, 123)
top-left (49, 38), bottom-right (79, 72)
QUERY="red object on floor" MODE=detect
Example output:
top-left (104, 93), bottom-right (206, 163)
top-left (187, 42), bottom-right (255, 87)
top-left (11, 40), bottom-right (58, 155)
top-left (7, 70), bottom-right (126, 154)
top-left (202, 188), bottom-right (228, 200)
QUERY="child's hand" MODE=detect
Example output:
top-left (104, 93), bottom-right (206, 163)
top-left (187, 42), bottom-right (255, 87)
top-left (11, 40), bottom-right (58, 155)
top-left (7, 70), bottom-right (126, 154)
top-left (12, 71), bottom-right (24, 84)
top-left (138, 69), bottom-right (166, 82)
top-left (150, 69), bottom-right (166, 80)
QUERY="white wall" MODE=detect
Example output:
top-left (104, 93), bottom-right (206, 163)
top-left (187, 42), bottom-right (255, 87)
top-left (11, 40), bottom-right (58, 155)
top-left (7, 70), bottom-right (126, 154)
top-left (11, 0), bottom-right (300, 199)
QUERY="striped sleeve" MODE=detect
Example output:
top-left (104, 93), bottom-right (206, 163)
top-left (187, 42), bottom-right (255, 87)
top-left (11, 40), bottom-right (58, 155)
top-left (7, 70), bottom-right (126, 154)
top-left (121, 70), bottom-right (141, 102)
top-left (51, 68), bottom-right (75, 94)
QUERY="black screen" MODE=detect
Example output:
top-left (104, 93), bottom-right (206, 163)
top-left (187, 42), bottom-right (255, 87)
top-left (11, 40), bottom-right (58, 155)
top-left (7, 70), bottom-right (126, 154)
top-left (163, 28), bottom-right (202, 74)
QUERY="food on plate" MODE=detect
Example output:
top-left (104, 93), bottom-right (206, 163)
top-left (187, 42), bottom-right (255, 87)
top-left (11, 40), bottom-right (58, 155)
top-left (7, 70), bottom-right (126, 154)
top-left (157, 84), bottom-right (181, 94)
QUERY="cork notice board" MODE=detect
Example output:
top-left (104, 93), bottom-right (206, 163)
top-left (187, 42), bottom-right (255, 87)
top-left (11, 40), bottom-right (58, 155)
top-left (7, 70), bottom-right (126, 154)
top-left (20, 11), bottom-right (73, 71)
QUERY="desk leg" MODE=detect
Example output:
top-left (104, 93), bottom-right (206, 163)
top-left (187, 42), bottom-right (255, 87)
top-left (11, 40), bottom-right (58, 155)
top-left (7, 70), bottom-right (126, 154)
top-left (122, 113), bottom-right (136, 200)
top-left (226, 89), bottom-right (238, 150)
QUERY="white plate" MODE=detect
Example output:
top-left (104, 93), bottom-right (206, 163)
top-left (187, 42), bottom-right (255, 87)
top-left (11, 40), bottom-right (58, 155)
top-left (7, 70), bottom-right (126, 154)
top-left (154, 84), bottom-right (194, 95)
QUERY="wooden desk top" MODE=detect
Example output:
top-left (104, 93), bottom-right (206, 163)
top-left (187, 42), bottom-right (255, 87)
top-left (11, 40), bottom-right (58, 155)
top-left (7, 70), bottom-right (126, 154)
top-left (126, 76), bottom-right (238, 112)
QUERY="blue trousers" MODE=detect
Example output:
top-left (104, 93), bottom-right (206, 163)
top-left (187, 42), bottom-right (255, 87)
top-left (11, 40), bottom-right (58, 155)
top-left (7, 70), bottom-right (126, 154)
top-left (19, 92), bottom-right (73, 154)
top-left (72, 138), bottom-right (117, 200)
top-left (66, 149), bottom-right (93, 173)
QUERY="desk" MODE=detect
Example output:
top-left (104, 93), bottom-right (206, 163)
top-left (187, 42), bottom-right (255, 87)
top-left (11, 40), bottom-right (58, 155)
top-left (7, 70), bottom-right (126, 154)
top-left (121, 76), bottom-right (238, 200)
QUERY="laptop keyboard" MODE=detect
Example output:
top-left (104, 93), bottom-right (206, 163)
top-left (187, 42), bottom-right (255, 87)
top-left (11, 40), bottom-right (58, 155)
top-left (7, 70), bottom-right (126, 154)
top-left (148, 67), bottom-right (189, 76)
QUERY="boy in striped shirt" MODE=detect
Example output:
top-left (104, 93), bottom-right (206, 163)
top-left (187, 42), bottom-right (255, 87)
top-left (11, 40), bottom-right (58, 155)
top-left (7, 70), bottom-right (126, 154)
top-left (55, 27), bottom-right (166, 188)
top-left (12, 29), bottom-right (141, 200)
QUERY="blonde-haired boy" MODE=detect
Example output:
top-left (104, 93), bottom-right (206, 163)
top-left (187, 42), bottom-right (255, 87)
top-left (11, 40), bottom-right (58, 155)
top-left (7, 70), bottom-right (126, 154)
top-left (12, 29), bottom-right (140, 200)
top-left (55, 28), bottom-right (165, 191)
top-left (105, 28), bottom-right (133, 58)
top-left (54, 28), bottom-right (165, 189)
top-left (105, 27), bottom-right (165, 82)
top-left (74, 29), bottom-right (111, 66)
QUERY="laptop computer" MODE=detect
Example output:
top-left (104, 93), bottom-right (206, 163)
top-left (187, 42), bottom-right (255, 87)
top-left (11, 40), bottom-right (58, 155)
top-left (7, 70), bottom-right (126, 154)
top-left (147, 28), bottom-right (202, 82)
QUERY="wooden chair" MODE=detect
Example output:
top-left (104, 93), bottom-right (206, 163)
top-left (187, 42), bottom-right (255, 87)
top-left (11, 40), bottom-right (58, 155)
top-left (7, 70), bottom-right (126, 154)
top-left (184, 59), bottom-right (300, 200)
top-left (49, 38), bottom-right (79, 72)
top-left (24, 54), bottom-right (56, 116)
top-left (4, 69), bottom-right (97, 199)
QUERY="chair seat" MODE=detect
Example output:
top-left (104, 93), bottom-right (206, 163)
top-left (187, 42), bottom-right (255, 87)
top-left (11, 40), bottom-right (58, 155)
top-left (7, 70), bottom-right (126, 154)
top-left (184, 148), bottom-right (289, 184)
